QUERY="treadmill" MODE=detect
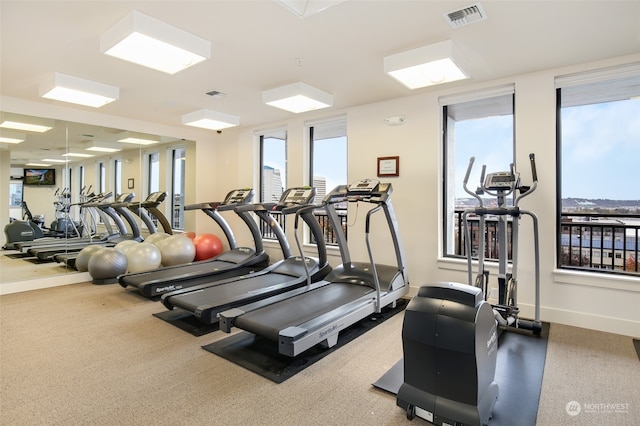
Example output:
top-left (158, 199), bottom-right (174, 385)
top-left (18, 193), bottom-right (136, 257)
top-left (218, 179), bottom-right (409, 357)
top-left (55, 191), bottom-right (171, 268)
top-left (118, 188), bottom-right (271, 298)
top-left (160, 186), bottom-right (332, 324)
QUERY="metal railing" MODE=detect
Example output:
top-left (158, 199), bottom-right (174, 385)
top-left (260, 209), bottom-right (348, 246)
top-left (559, 213), bottom-right (639, 275)
top-left (450, 210), bottom-right (513, 261)
top-left (449, 210), bottom-right (640, 276)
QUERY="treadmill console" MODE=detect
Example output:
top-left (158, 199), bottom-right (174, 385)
top-left (484, 172), bottom-right (520, 191)
top-left (223, 188), bottom-right (253, 205)
top-left (281, 187), bottom-right (315, 205)
top-left (146, 191), bottom-right (167, 203)
top-left (348, 179), bottom-right (379, 193)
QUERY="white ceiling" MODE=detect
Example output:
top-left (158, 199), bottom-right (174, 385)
top-left (1, 0), bottom-right (639, 165)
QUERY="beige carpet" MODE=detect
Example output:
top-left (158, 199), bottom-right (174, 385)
top-left (0, 282), bottom-right (638, 425)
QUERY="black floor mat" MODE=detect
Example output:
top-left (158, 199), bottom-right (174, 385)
top-left (203, 299), bottom-right (408, 383)
top-left (634, 339), bottom-right (640, 362)
top-left (373, 322), bottom-right (550, 426)
top-left (4, 252), bottom-right (34, 259)
top-left (153, 309), bottom-right (220, 336)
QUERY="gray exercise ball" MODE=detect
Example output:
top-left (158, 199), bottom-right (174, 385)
top-left (75, 244), bottom-right (103, 272)
top-left (88, 247), bottom-right (128, 283)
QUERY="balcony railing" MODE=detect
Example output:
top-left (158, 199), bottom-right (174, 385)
top-left (449, 210), bottom-right (640, 277)
top-left (260, 209), bottom-right (348, 246)
top-left (559, 213), bottom-right (639, 276)
top-left (451, 210), bottom-right (513, 261)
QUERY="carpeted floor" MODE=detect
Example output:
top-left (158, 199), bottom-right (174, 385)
top-left (1, 282), bottom-right (638, 425)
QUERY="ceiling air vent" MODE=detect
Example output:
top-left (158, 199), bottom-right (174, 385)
top-left (206, 90), bottom-right (227, 98)
top-left (444, 3), bottom-right (487, 28)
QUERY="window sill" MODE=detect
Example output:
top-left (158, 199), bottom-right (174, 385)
top-left (553, 269), bottom-right (639, 293)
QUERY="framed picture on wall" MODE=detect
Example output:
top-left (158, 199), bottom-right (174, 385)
top-left (377, 156), bottom-right (399, 177)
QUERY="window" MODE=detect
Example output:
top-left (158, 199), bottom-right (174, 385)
top-left (97, 162), bottom-right (106, 194)
top-left (113, 159), bottom-right (122, 196)
top-left (441, 87), bottom-right (515, 259)
top-left (308, 118), bottom-right (347, 245)
top-left (259, 130), bottom-right (286, 239)
top-left (147, 152), bottom-right (160, 194)
top-left (556, 65), bottom-right (640, 275)
top-left (171, 147), bottom-right (186, 230)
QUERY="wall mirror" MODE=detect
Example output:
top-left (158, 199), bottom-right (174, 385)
top-left (1, 112), bottom-right (195, 285)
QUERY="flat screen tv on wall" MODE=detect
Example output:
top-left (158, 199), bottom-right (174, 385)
top-left (23, 168), bottom-right (56, 186)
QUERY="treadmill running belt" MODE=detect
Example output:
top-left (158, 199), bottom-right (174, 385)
top-left (234, 283), bottom-right (373, 340)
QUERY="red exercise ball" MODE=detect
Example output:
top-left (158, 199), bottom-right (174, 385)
top-left (193, 233), bottom-right (223, 261)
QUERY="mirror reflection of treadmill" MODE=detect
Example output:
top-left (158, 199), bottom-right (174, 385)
top-left (160, 186), bottom-right (332, 323)
top-left (24, 192), bottom-right (138, 260)
top-left (217, 179), bottom-right (409, 357)
top-left (54, 191), bottom-right (173, 268)
top-left (119, 188), bottom-right (273, 297)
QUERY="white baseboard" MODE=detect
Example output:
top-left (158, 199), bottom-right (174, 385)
top-left (0, 272), bottom-right (91, 295)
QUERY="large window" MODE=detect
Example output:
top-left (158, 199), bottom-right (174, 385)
top-left (442, 87), bottom-right (515, 259)
top-left (556, 66), bottom-right (640, 275)
top-left (309, 118), bottom-right (347, 245)
top-left (97, 162), bottom-right (106, 194)
top-left (259, 130), bottom-right (286, 239)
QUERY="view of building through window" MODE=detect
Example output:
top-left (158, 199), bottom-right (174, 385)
top-left (558, 78), bottom-right (639, 275)
top-left (442, 91), bottom-right (515, 259)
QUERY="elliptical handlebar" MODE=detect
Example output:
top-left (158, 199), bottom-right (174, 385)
top-left (514, 153), bottom-right (538, 206)
top-left (462, 156), bottom-right (484, 207)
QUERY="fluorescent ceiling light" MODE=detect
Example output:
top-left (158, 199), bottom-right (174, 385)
top-left (0, 131), bottom-right (26, 144)
top-left (62, 152), bottom-right (95, 158)
top-left (85, 141), bottom-right (122, 153)
top-left (40, 72), bottom-right (119, 108)
top-left (100, 10), bottom-right (211, 74)
top-left (182, 109), bottom-right (240, 131)
top-left (42, 158), bottom-right (68, 163)
top-left (26, 163), bottom-right (52, 167)
top-left (263, 82), bottom-right (333, 113)
top-left (0, 113), bottom-right (54, 133)
top-left (384, 40), bottom-right (469, 89)
top-left (117, 131), bottom-right (159, 145)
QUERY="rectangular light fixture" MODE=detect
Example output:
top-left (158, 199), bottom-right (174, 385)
top-left (40, 72), bottom-right (119, 108)
top-left (182, 109), bottom-right (240, 131)
top-left (117, 131), bottom-right (159, 145)
top-left (26, 163), bottom-right (52, 167)
top-left (42, 158), bottom-right (68, 163)
top-left (62, 152), bottom-right (95, 158)
top-left (0, 113), bottom-right (54, 133)
top-left (384, 40), bottom-right (469, 89)
top-left (100, 10), bottom-right (211, 75)
top-left (0, 131), bottom-right (26, 144)
top-left (263, 82), bottom-right (333, 113)
top-left (85, 141), bottom-right (122, 153)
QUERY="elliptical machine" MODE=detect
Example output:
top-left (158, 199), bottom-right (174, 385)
top-left (462, 153), bottom-right (541, 335)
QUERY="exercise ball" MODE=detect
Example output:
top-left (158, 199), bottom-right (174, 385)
top-left (145, 232), bottom-right (170, 246)
top-left (193, 233), bottom-right (223, 261)
top-left (183, 231), bottom-right (196, 240)
top-left (75, 244), bottom-right (103, 272)
top-left (126, 242), bottom-right (162, 273)
top-left (115, 239), bottom-right (139, 254)
top-left (88, 247), bottom-right (128, 284)
top-left (158, 235), bottom-right (196, 266)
